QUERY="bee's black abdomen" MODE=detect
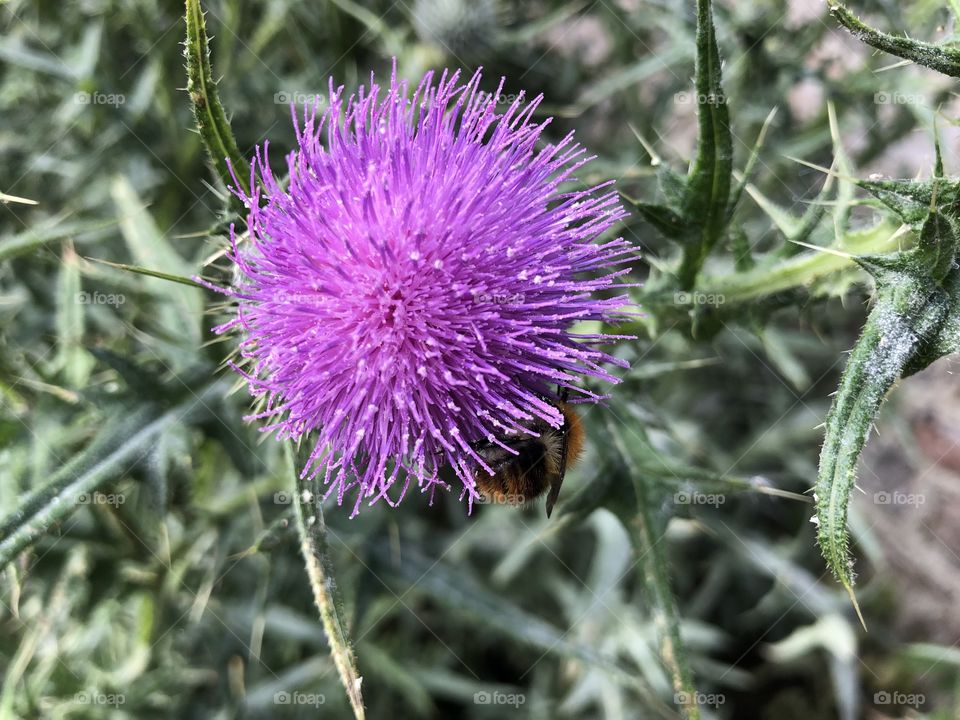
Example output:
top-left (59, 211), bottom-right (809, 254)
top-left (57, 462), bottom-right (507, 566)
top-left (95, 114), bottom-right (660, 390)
top-left (510, 439), bottom-right (551, 502)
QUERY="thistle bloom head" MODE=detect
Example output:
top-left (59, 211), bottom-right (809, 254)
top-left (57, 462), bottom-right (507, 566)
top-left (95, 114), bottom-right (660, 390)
top-left (218, 66), bottom-right (637, 515)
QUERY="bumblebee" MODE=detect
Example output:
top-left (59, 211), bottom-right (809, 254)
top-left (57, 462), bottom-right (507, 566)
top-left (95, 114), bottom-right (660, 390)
top-left (471, 388), bottom-right (585, 517)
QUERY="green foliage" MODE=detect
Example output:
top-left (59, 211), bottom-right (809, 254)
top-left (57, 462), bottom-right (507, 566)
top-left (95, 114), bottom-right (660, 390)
top-left (605, 408), bottom-right (699, 720)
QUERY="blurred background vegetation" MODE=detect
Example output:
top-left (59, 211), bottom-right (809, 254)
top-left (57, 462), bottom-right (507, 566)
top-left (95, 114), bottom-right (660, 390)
top-left (2, 0), bottom-right (960, 718)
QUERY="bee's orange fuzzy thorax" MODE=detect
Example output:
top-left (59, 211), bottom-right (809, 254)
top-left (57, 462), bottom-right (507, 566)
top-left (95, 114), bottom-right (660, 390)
top-left (560, 404), bottom-right (585, 466)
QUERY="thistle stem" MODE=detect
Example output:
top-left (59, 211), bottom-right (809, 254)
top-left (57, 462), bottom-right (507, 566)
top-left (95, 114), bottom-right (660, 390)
top-left (642, 222), bottom-right (905, 312)
top-left (288, 444), bottom-right (366, 720)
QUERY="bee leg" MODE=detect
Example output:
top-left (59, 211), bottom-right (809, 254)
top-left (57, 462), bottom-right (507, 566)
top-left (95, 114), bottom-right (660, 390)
top-left (545, 410), bottom-right (571, 519)
top-left (545, 384), bottom-right (573, 518)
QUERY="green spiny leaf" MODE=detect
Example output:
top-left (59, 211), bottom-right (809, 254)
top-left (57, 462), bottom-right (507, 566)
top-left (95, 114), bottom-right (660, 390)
top-left (815, 205), bottom-right (960, 623)
top-left (829, 2), bottom-right (960, 79)
top-left (88, 348), bottom-right (170, 401)
top-left (678, 0), bottom-right (733, 290)
top-left (855, 177), bottom-right (960, 229)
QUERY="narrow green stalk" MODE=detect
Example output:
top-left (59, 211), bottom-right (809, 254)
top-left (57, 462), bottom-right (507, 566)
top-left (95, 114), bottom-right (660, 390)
top-left (85, 257), bottom-right (207, 289)
top-left (184, 0), bottom-right (250, 208)
top-left (288, 443), bottom-right (365, 720)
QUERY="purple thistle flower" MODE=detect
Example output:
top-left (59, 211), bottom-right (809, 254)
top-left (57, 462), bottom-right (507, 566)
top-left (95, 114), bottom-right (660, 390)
top-left (217, 66), bottom-right (638, 516)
